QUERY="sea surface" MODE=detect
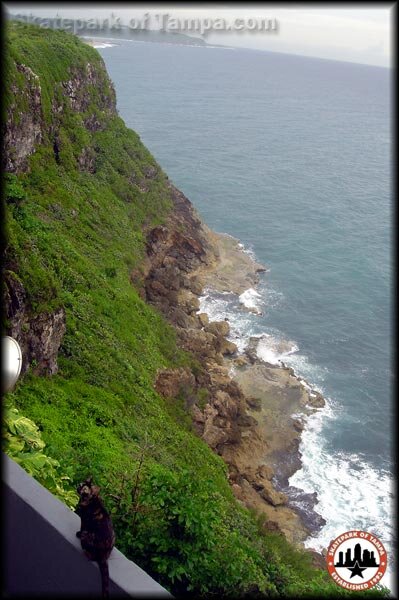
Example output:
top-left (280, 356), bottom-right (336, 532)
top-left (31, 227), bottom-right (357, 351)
top-left (97, 40), bottom-right (394, 586)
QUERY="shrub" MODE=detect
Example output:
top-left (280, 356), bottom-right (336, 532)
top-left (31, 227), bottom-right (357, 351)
top-left (3, 404), bottom-right (78, 509)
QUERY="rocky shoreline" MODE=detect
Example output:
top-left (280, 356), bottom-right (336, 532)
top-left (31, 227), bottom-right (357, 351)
top-left (135, 183), bottom-right (326, 561)
top-left (202, 236), bottom-right (327, 545)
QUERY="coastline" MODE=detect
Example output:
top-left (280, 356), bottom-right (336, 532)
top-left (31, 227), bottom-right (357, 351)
top-left (198, 231), bottom-right (327, 546)
top-left (194, 230), bottom-right (394, 594)
top-left (199, 230), bottom-right (267, 295)
top-left (137, 182), bottom-right (327, 560)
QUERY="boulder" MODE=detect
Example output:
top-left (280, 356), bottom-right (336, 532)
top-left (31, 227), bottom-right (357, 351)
top-left (205, 320), bottom-right (230, 338)
top-left (257, 464), bottom-right (275, 481)
top-left (214, 353), bottom-right (225, 365)
top-left (234, 355), bottom-right (250, 368)
top-left (188, 276), bottom-right (204, 296)
top-left (148, 279), bottom-right (169, 297)
top-left (307, 391), bottom-right (325, 408)
top-left (197, 312), bottom-right (209, 327)
top-left (168, 307), bottom-right (197, 329)
top-left (177, 328), bottom-right (218, 360)
top-left (200, 394), bottom-right (243, 450)
top-left (231, 483), bottom-right (244, 500)
top-left (202, 422), bottom-right (229, 449)
top-left (260, 481), bottom-right (287, 506)
top-left (236, 414), bottom-right (257, 428)
top-left (219, 339), bottom-right (238, 356)
top-left (154, 367), bottom-right (195, 398)
top-left (213, 390), bottom-right (238, 420)
top-left (292, 418), bottom-right (305, 432)
top-left (178, 290), bottom-right (200, 315)
top-left (191, 404), bottom-right (206, 425)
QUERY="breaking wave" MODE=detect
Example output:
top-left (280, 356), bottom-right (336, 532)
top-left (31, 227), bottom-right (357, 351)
top-left (198, 239), bottom-right (395, 593)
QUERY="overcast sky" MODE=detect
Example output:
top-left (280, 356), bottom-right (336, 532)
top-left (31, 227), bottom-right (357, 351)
top-left (5, 3), bottom-right (394, 67)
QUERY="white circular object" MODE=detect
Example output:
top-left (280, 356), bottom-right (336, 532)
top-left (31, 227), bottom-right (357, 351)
top-left (2, 336), bottom-right (22, 392)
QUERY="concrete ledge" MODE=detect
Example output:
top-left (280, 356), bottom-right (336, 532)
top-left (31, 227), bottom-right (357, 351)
top-left (2, 453), bottom-right (172, 598)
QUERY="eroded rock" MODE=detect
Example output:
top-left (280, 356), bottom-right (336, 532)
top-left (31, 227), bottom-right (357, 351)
top-left (154, 367), bottom-right (196, 399)
top-left (197, 312), bottom-right (209, 327)
top-left (3, 271), bottom-right (66, 375)
top-left (3, 64), bottom-right (43, 173)
top-left (218, 339), bottom-right (238, 356)
top-left (307, 391), bottom-right (326, 408)
top-left (204, 320), bottom-right (230, 338)
top-left (260, 481), bottom-right (288, 507)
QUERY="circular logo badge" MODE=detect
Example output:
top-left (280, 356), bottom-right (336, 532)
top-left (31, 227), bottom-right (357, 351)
top-left (327, 531), bottom-right (387, 591)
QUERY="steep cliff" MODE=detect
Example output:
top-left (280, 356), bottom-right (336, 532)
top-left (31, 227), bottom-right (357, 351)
top-left (3, 22), bottom-right (368, 598)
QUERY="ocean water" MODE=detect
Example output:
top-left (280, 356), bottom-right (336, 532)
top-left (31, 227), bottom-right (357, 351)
top-left (98, 41), bottom-right (394, 585)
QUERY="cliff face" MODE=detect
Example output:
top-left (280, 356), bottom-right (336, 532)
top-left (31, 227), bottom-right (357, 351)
top-left (3, 22), bottom-right (288, 532)
top-left (3, 64), bottom-right (43, 173)
top-left (4, 22), bottom-right (249, 439)
top-left (3, 31), bottom-right (117, 375)
top-left (4, 23), bottom-right (252, 468)
top-left (2, 24), bottom-right (344, 597)
top-left (137, 185), bottom-right (315, 544)
top-left (3, 22), bottom-right (315, 559)
top-left (3, 53), bottom-right (116, 175)
top-left (3, 47), bottom-right (115, 373)
top-left (131, 183), bottom-right (252, 453)
top-left (4, 270), bottom-right (66, 376)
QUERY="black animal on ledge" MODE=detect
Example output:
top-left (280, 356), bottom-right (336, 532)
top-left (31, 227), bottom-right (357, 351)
top-left (76, 477), bottom-right (116, 598)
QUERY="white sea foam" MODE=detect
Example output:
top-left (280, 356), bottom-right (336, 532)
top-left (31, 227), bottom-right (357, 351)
top-left (92, 42), bottom-right (116, 49)
top-left (81, 37), bottom-right (117, 49)
top-left (290, 399), bottom-right (395, 593)
top-left (239, 288), bottom-right (264, 315)
top-left (256, 333), bottom-right (299, 365)
top-left (198, 288), bottom-right (254, 352)
top-left (283, 351), bottom-right (329, 393)
top-left (237, 241), bottom-right (258, 263)
top-left (199, 257), bottom-right (395, 594)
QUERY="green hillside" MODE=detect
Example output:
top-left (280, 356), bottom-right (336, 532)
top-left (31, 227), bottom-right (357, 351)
top-left (2, 22), bottom-right (388, 598)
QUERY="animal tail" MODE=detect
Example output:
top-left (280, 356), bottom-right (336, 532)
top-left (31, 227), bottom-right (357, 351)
top-left (98, 559), bottom-right (110, 598)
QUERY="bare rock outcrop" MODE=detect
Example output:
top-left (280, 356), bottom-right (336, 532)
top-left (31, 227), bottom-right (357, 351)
top-left (139, 183), bottom-right (250, 453)
top-left (3, 271), bottom-right (66, 376)
top-left (154, 367), bottom-right (196, 399)
top-left (78, 146), bottom-right (96, 173)
top-left (3, 64), bottom-right (43, 173)
top-left (61, 62), bottom-right (116, 118)
top-left (3, 56), bottom-right (117, 176)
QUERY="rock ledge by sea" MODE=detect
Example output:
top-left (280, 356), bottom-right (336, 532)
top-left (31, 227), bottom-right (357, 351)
top-left (135, 184), bottom-right (326, 552)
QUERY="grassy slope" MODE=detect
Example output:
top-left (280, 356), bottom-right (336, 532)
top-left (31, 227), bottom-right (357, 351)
top-left (2, 23), bottom-right (388, 598)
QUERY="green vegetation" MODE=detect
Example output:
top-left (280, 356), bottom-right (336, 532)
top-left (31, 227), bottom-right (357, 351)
top-left (3, 22), bottom-right (389, 597)
top-left (3, 404), bottom-right (78, 509)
